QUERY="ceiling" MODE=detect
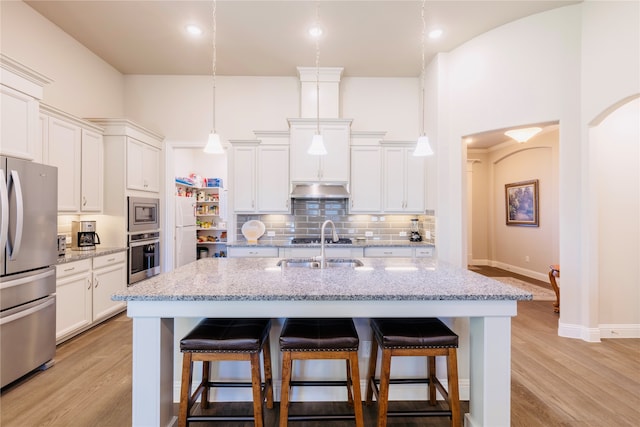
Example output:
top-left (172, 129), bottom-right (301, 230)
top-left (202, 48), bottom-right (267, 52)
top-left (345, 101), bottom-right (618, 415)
top-left (25, 0), bottom-right (579, 77)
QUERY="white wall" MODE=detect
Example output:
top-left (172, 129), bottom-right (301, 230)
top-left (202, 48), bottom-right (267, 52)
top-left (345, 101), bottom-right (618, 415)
top-left (0, 1), bottom-right (124, 118)
top-left (430, 2), bottom-right (640, 339)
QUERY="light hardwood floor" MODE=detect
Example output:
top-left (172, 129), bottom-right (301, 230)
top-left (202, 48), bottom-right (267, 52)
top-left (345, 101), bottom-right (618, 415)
top-left (1, 269), bottom-right (638, 426)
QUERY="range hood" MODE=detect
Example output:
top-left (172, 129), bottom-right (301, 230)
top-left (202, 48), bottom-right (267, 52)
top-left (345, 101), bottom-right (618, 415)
top-left (290, 183), bottom-right (350, 199)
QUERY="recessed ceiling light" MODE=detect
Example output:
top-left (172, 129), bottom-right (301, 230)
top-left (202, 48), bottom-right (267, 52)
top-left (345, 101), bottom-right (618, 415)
top-left (186, 25), bottom-right (203, 36)
top-left (428, 29), bottom-right (443, 39)
top-left (309, 26), bottom-right (323, 38)
top-left (465, 137), bottom-right (474, 144)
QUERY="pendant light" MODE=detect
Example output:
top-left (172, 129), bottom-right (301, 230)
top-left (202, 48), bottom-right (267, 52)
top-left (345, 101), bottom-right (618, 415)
top-left (307, 5), bottom-right (327, 156)
top-left (204, 0), bottom-right (224, 154)
top-left (413, 0), bottom-right (434, 157)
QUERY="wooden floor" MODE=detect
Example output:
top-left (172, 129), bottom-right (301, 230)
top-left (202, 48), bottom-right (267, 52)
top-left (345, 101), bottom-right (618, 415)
top-left (1, 267), bottom-right (639, 426)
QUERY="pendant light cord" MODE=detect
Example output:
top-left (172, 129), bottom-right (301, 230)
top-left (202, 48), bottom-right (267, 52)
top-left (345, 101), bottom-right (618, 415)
top-left (315, 3), bottom-right (320, 135)
top-left (212, 0), bottom-right (217, 134)
top-left (420, 0), bottom-right (426, 137)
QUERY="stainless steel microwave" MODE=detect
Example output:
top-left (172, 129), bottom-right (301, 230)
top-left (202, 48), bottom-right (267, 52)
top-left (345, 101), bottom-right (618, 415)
top-left (128, 197), bottom-right (160, 233)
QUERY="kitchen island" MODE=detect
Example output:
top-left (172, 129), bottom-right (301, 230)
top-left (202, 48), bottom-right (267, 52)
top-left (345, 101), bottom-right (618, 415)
top-left (113, 257), bottom-right (531, 427)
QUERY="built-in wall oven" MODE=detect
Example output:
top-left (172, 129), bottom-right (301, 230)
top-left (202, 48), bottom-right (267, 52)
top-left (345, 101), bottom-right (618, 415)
top-left (128, 231), bottom-right (160, 285)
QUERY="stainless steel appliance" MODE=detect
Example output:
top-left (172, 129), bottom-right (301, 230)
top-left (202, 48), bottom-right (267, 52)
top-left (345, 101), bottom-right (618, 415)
top-left (1, 156), bottom-right (57, 388)
top-left (410, 218), bottom-right (423, 242)
top-left (128, 231), bottom-right (160, 285)
top-left (57, 235), bottom-right (66, 256)
top-left (71, 220), bottom-right (101, 251)
top-left (128, 196), bottom-right (159, 233)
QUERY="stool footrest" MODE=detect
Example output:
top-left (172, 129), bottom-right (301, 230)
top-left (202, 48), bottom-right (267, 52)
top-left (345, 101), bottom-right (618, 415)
top-left (205, 381), bottom-right (268, 389)
top-left (290, 380), bottom-right (348, 387)
top-left (187, 414), bottom-right (255, 422)
top-left (387, 409), bottom-right (453, 418)
top-left (288, 413), bottom-right (356, 421)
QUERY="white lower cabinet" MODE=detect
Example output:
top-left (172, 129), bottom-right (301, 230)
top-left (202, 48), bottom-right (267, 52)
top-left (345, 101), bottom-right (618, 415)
top-left (280, 247), bottom-right (364, 259)
top-left (55, 259), bottom-right (92, 342)
top-left (227, 247), bottom-right (279, 258)
top-left (55, 252), bottom-right (127, 343)
top-left (364, 246), bottom-right (434, 258)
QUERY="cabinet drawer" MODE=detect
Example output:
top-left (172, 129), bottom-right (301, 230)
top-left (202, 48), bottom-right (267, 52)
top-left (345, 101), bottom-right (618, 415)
top-left (56, 259), bottom-right (92, 278)
top-left (364, 247), bottom-right (413, 258)
top-left (227, 247), bottom-right (279, 258)
top-left (93, 251), bottom-right (126, 269)
top-left (414, 247), bottom-right (434, 258)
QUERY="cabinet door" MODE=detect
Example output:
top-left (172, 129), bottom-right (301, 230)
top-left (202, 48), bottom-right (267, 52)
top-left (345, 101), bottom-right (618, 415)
top-left (289, 126), bottom-right (320, 181)
top-left (257, 146), bottom-right (290, 212)
top-left (127, 138), bottom-right (159, 192)
top-left (81, 129), bottom-right (103, 212)
top-left (92, 263), bottom-right (126, 322)
top-left (0, 85), bottom-right (39, 160)
top-left (48, 117), bottom-right (81, 212)
top-left (232, 146), bottom-right (256, 212)
top-left (55, 270), bottom-right (92, 341)
top-left (320, 125), bottom-right (350, 182)
top-left (350, 146), bottom-right (382, 212)
top-left (382, 147), bottom-right (406, 212)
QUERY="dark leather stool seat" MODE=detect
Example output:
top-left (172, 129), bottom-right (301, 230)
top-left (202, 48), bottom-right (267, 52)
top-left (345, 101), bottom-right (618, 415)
top-left (178, 318), bottom-right (273, 427)
top-left (279, 318), bottom-right (364, 427)
top-left (366, 318), bottom-right (461, 427)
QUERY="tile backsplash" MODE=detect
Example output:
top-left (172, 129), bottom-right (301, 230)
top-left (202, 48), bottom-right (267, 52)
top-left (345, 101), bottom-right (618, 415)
top-left (237, 199), bottom-right (436, 244)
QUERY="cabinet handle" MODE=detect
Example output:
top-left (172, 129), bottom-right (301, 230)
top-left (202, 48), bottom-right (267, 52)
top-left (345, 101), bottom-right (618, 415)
top-left (107, 257), bottom-right (115, 262)
top-left (94, 277), bottom-right (99, 288)
top-left (87, 278), bottom-right (92, 290)
top-left (82, 196), bottom-right (87, 206)
top-left (384, 251), bottom-right (393, 255)
top-left (64, 267), bottom-right (75, 272)
top-left (249, 251), bottom-right (257, 255)
top-left (351, 199), bottom-right (354, 208)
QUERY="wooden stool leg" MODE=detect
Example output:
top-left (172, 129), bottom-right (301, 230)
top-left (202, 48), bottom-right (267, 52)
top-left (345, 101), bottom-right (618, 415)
top-left (201, 360), bottom-right (210, 409)
top-left (250, 353), bottom-right (264, 427)
top-left (279, 352), bottom-right (293, 427)
top-left (549, 269), bottom-right (560, 313)
top-left (365, 337), bottom-right (379, 403)
top-left (178, 352), bottom-right (193, 427)
top-left (376, 348), bottom-right (392, 427)
top-left (447, 349), bottom-right (461, 427)
top-left (349, 351), bottom-right (365, 427)
top-left (346, 359), bottom-right (354, 405)
top-left (262, 336), bottom-right (274, 409)
top-left (428, 355), bottom-right (437, 405)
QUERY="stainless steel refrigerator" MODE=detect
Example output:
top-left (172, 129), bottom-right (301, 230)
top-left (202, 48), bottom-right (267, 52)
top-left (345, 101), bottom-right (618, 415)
top-left (0, 156), bottom-right (58, 388)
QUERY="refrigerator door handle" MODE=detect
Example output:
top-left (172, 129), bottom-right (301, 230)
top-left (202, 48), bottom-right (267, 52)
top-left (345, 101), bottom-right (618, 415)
top-left (0, 169), bottom-right (8, 254)
top-left (8, 170), bottom-right (24, 260)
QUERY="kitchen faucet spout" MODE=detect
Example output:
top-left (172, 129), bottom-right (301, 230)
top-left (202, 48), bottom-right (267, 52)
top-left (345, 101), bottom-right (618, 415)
top-left (320, 220), bottom-right (339, 269)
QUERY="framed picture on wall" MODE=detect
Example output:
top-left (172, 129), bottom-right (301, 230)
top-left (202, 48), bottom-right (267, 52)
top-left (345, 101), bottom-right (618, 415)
top-left (505, 179), bottom-right (539, 227)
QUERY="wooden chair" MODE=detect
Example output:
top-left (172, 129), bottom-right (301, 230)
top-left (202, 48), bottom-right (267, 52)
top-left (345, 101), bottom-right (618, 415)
top-left (178, 318), bottom-right (273, 427)
top-left (279, 318), bottom-right (364, 427)
top-left (366, 318), bottom-right (461, 427)
top-left (549, 264), bottom-right (560, 313)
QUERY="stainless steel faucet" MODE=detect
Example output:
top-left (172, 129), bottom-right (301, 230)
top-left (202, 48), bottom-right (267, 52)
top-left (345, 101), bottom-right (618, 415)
top-left (320, 219), bottom-right (339, 269)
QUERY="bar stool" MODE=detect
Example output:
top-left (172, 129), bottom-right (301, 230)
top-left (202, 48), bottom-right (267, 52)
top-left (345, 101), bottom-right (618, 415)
top-left (178, 318), bottom-right (273, 427)
top-left (365, 318), bottom-right (461, 427)
top-left (279, 318), bottom-right (364, 427)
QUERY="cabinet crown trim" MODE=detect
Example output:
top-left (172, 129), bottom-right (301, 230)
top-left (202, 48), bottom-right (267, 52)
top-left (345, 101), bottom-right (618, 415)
top-left (287, 118), bottom-right (353, 126)
top-left (86, 118), bottom-right (165, 143)
top-left (40, 103), bottom-right (104, 133)
top-left (1, 54), bottom-right (53, 87)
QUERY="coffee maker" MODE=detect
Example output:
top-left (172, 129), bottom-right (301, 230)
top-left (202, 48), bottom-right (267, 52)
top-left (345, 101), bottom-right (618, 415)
top-left (410, 218), bottom-right (423, 242)
top-left (71, 221), bottom-right (101, 251)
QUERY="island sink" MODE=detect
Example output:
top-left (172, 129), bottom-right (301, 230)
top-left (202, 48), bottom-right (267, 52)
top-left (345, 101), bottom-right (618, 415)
top-left (277, 258), bottom-right (364, 269)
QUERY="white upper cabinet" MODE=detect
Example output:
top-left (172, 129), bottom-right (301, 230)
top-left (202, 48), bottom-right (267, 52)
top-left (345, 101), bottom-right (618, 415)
top-left (41, 106), bottom-right (104, 213)
top-left (1, 56), bottom-right (50, 161)
top-left (382, 145), bottom-right (426, 213)
top-left (232, 142), bottom-right (289, 213)
top-left (288, 119), bottom-right (351, 183)
top-left (350, 146), bottom-right (382, 213)
top-left (126, 137), bottom-right (160, 193)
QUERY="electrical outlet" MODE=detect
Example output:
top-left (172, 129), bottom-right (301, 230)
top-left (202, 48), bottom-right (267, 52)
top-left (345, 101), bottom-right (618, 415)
top-left (348, 229), bottom-right (355, 234)
top-left (424, 231), bottom-right (431, 239)
top-left (371, 216), bottom-right (378, 222)
top-left (267, 231), bottom-right (275, 237)
top-left (379, 216), bottom-right (385, 222)
top-left (365, 231), bottom-right (373, 237)
top-left (399, 231), bottom-right (407, 237)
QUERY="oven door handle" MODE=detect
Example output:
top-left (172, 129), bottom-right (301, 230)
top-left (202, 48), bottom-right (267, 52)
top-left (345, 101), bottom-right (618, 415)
top-left (129, 239), bottom-right (160, 248)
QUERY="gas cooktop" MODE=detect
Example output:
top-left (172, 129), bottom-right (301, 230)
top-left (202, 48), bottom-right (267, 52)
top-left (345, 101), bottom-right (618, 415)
top-left (291, 237), bottom-right (353, 245)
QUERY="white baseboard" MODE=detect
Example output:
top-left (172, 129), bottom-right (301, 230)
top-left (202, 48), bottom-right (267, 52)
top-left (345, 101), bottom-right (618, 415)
top-left (599, 323), bottom-right (640, 338)
top-left (490, 261), bottom-right (548, 282)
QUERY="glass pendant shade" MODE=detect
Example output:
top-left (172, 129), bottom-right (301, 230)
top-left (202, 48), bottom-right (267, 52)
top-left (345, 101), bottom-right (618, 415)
top-left (413, 135), bottom-right (434, 156)
top-left (204, 132), bottom-right (224, 154)
top-left (504, 127), bottom-right (542, 143)
top-left (307, 133), bottom-right (327, 155)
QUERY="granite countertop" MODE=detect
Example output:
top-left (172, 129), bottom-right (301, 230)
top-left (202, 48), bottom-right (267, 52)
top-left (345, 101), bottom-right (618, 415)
top-left (227, 239), bottom-right (435, 248)
top-left (57, 247), bottom-right (127, 264)
top-left (113, 257), bottom-right (532, 302)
